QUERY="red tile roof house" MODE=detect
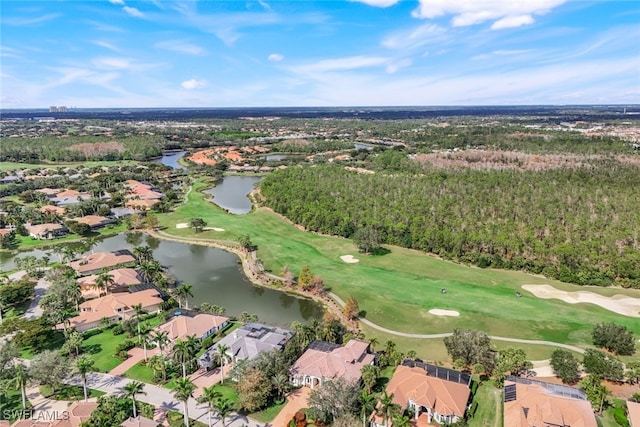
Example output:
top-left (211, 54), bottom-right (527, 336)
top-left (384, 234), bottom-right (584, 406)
top-left (154, 311), bottom-right (230, 347)
top-left (60, 289), bottom-right (163, 332)
top-left (77, 268), bottom-right (142, 299)
top-left (370, 364), bottom-right (471, 427)
top-left (9, 401), bottom-right (98, 427)
top-left (289, 339), bottom-right (375, 389)
top-left (71, 214), bottom-right (114, 230)
top-left (25, 223), bottom-right (67, 240)
top-left (68, 250), bottom-right (137, 276)
top-left (628, 400), bottom-right (640, 427)
top-left (503, 376), bottom-right (597, 427)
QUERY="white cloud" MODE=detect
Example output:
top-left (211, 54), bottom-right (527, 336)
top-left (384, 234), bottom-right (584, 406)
top-left (386, 59), bottom-right (412, 74)
top-left (350, 0), bottom-right (400, 7)
top-left (412, 0), bottom-right (567, 29)
top-left (268, 53), bottom-right (284, 62)
top-left (123, 6), bottom-right (145, 18)
top-left (382, 23), bottom-right (448, 51)
top-left (109, 0), bottom-right (125, 4)
top-left (92, 57), bottom-right (131, 70)
top-left (155, 40), bottom-right (206, 56)
top-left (92, 41), bottom-right (121, 52)
top-left (491, 15), bottom-right (534, 29)
top-left (2, 13), bottom-right (61, 26)
top-left (181, 79), bottom-right (207, 89)
top-left (293, 56), bottom-right (390, 75)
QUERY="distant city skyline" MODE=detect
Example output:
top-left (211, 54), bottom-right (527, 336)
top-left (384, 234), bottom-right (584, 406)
top-left (1, 0), bottom-right (638, 108)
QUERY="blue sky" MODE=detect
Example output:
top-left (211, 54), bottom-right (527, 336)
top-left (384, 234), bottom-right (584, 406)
top-left (1, 0), bottom-right (639, 108)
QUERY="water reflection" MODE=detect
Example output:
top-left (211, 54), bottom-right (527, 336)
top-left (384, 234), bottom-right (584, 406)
top-left (0, 233), bottom-right (323, 326)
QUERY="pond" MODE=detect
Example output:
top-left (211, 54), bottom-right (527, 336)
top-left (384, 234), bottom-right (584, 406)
top-left (354, 143), bottom-right (374, 150)
top-left (263, 153), bottom-right (290, 161)
top-left (204, 175), bottom-right (263, 215)
top-left (0, 233), bottom-right (324, 326)
top-left (156, 151), bottom-right (186, 170)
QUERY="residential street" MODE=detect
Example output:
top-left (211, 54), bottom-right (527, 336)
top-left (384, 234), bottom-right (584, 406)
top-left (65, 373), bottom-right (270, 427)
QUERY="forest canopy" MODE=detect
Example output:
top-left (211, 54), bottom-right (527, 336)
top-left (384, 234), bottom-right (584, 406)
top-left (260, 162), bottom-right (640, 288)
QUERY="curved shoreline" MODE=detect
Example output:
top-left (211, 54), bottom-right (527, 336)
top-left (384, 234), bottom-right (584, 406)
top-left (146, 228), bottom-right (586, 354)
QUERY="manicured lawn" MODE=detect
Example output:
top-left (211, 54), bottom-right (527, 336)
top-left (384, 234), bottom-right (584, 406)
top-left (156, 180), bottom-right (640, 349)
top-left (14, 222), bottom-right (127, 250)
top-left (166, 411), bottom-right (207, 427)
top-left (20, 331), bottom-right (66, 359)
top-left (82, 315), bottom-right (161, 372)
top-left (467, 380), bottom-right (502, 427)
top-left (598, 399), bottom-right (630, 427)
top-left (39, 384), bottom-right (105, 400)
top-left (123, 362), bottom-right (157, 383)
top-left (249, 400), bottom-right (287, 423)
top-left (0, 388), bottom-right (30, 422)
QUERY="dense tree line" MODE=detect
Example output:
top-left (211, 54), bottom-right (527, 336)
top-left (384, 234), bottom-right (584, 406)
top-left (0, 135), bottom-right (162, 163)
top-left (260, 163), bottom-right (640, 287)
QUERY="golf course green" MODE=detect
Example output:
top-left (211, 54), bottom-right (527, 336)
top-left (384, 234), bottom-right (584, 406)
top-left (159, 180), bottom-right (640, 351)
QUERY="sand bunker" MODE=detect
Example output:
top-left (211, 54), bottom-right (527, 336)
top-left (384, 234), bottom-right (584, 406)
top-left (203, 227), bottom-right (225, 232)
top-left (176, 223), bottom-right (189, 229)
top-left (340, 255), bottom-right (359, 264)
top-left (429, 309), bottom-right (460, 317)
top-left (522, 284), bottom-right (640, 317)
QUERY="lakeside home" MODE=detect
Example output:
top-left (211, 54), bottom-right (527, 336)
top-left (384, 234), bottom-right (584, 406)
top-left (25, 222), bottom-right (67, 240)
top-left (289, 339), bottom-right (375, 389)
top-left (69, 250), bottom-right (136, 276)
top-left (154, 311), bottom-right (230, 346)
top-left (62, 288), bottom-right (163, 332)
top-left (77, 267), bottom-right (142, 298)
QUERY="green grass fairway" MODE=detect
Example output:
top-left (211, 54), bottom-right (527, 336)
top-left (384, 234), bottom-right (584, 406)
top-left (158, 181), bottom-right (640, 349)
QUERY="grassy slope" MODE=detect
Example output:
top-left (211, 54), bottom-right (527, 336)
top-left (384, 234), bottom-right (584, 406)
top-left (158, 181), bottom-right (640, 353)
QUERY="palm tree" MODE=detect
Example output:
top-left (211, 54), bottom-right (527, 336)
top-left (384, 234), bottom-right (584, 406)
top-left (132, 304), bottom-right (148, 344)
top-left (66, 283), bottom-right (83, 312)
top-left (359, 391), bottom-right (377, 427)
top-left (378, 391), bottom-right (398, 427)
top-left (139, 324), bottom-right (151, 362)
top-left (174, 284), bottom-right (194, 309)
top-left (393, 414), bottom-right (411, 427)
top-left (61, 246), bottom-right (78, 263)
top-left (75, 355), bottom-right (95, 401)
top-left (185, 335), bottom-right (200, 372)
top-left (151, 330), bottom-right (170, 380)
top-left (361, 364), bottom-right (380, 394)
top-left (133, 245), bottom-right (154, 265)
top-left (214, 397), bottom-right (233, 427)
top-left (123, 381), bottom-right (146, 418)
top-left (94, 269), bottom-right (114, 296)
top-left (272, 373), bottom-right (288, 402)
top-left (172, 339), bottom-right (192, 379)
top-left (139, 261), bottom-right (161, 283)
top-left (64, 329), bottom-right (84, 357)
top-left (172, 378), bottom-right (196, 427)
top-left (214, 344), bottom-right (230, 384)
top-left (197, 386), bottom-right (222, 427)
top-left (14, 363), bottom-right (29, 410)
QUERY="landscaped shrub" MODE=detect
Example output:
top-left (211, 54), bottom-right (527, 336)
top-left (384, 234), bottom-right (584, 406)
top-left (112, 324), bottom-right (124, 335)
top-left (115, 340), bottom-right (136, 353)
top-left (200, 336), bottom-right (214, 350)
top-left (83, 329), bottom-right (103, 339)
top-left (613, 405), bottom-right (630, 427)
top-left (115, 350), bottom-right (129, 361)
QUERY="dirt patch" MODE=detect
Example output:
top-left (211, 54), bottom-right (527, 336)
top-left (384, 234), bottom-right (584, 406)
top-left (522, 284), bottom-right (640, 317)
top-left (69, 141), bottom-right (124, 157)
top-left (203, 227), bottom-right (225, 232)
top-left (340, 255), bottom-right (359, 264)
top-left (428, 308), bottom-right (460, 317)
top-left (413, 150), bottom-right (636, 171)
top-left (176, 223), bottom-right (189, 229)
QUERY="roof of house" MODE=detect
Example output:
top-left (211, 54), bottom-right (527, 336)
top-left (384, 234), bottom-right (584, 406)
top-left (200, 322), bottom-right (293, 363)
top-left (125, 199), bottom-right (160, 208)
top-left (0, 229), bottom-right (12, 236)
top-left (110, 207), bottom-right (142, 217)
top-left (25, 223), bottom-right (65, 235)
top-left (68, 250), bottom-right (136, 274)
top-left (72, 215), bottom-right (111, 227)
top-left (53, 401), bottom-right (99, 427)
top-left (290, 339), bottom-right (375, 383)
top-left (78, 268), bottom-right (142, 289)
top-left (66, 289), bottom-right (162, 328)
top-left (40, 205), bottom-right (67, 215)
top-left (628, 401), bottom-right (640, 427)
top-left (503, 379), bottom-right (597, 427)
top-left (385, 365), bottom-right (470, 418)
top-left (120, 416), bottom-right (158, 427)
top-left (36, 188), bottom-right (61, 196)
top-left (155, 313), bottom-right (230, 341)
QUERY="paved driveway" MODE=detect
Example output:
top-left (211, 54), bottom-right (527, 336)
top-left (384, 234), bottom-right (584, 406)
top-left (66, 373), bottom-right (266, 427)
top-left (268, 387), bottom-right (310, 427)
top-left (24, 276), bottom-right (52, 319)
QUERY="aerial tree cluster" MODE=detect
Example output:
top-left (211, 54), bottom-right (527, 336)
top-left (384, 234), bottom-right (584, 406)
top-left (260, 163), bottom-right (640, 287)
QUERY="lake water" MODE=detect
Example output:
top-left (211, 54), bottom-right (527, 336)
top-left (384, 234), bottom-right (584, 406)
top-left (156, 151), bottom-right (186, 169)
top-left (0, 233), bottom-right (323, 326)
top-left (204, 176), bottom-right (263, 215)
top-left (354, 143), bottom-right (373, 150)
top-left (263, 153), bottom-right (290, 161)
